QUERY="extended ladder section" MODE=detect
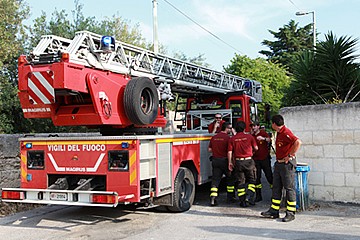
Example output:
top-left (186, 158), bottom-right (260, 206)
top-left (30, 31), bottom-right (262, 102)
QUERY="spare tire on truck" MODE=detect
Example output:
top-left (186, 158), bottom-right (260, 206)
top-left (123, 77), bottom-right (159, 125)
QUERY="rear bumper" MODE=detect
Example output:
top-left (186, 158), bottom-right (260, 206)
top-left (1, 188), bottom-right (135, 208)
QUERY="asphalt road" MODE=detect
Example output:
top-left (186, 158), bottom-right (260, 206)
top-left (0, 183), bottom-right (360, 240)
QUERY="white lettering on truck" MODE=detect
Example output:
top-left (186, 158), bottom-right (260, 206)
top-left (47, 144), bottom-right (106, 152)
top-left (82, 144), bottom-right (106, 151)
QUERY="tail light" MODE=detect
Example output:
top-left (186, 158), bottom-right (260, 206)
top-left (2, 190), bottom-right (25, 200)
top-left (27, 151), bottom-right (45, 169)
top-left (92, 194), bottom-right (117, 204)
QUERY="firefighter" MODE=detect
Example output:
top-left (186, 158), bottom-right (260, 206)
top-left (250, 121), bottom-right (273, 202)
top-left (261, 114), bottom-right (302, 222)
top-left (208, 122), bottom-right (235, 206)
top-left (228, 121), bottom-right (258, 207)
top-left (208, 113), bottom-right (225, 134)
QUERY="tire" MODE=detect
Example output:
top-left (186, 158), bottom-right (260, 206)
top-left (123, 77), bottom-right (159, 125)
top-left (167, 167), bottom-right (195, 212)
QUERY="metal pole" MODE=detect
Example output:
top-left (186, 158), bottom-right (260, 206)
top-left (152, 0), bottom-right (159, 54)
top-left (312, 11), bottom-right (316, 49)
top-left (295, 10), bottom-right (316, 50)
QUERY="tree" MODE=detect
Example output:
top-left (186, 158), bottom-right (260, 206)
top-left (0, 0), bottom-right (30, 133)
top-left (0, 0), bottom-right (28, 69)
top-left (224, 54), bottom-right (290, 120)
top-left (173, 52), bottom-right (210, 67)
top-left (259, 20), bottom-right (313, 72)
top-left (282, 50), bottom-right (319, 106)
top-left (316, 32), bottom-right (360, 103)
top-left (284, 32), bottom-right (360, 106)
top-left (28, 0), bottom-right (150, 51)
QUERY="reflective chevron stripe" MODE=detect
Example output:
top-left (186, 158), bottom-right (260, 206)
top-left (28, 71), bottom-right (54, 105)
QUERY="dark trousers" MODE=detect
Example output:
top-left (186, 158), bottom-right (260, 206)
top-left (211, 157), bottom-right (232, 187)
top-left (234, 159), bottom-right (256, 201)
top-left (270, 161), bottom-right (296, 213)
top-left (255, 158), bottom-right (273, 187)
top-left (210, 157), bottom-right (234, 198)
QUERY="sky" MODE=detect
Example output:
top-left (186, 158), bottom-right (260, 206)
top-left (24, 0), bottom-right (360, 71)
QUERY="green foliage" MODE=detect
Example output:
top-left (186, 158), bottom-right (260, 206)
top-left (224, 54), bottom-right (290, 118)
top-left (0, 0), bottom-right (29, 69)
top-left (0, 0), bottom-right (29, 133)
top-left (27, 0), bottom-right (150, 50)
top-left (283, 50), bottom-right (319, 105)
top-left (95, 16), bottom-right (148, 48)
top-left (259, 20), bottom-right (313, 72)
top-left (316, 32), bottom-right (360, 102)
top-left (173, 52), bottom-right (210, 68)
top-left (284, 32), bottom-right (360, 106)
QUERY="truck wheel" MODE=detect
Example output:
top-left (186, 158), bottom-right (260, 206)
top-left (168, 167), bottom-right (195, 212)
top-left (124, 77), bottom-right (159, 125)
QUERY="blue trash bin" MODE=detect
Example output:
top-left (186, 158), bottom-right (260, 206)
top-left (295, 163), bottom-right (310, 211)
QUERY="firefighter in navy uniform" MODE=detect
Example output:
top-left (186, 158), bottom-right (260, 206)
top-left (228, 121), bottom-right (258, 207)
top-left (208, 122), bottom-right (235, 206)
top-left (261, 114), bottom-right (302, 222)
top-left (251, 121), bottom-right (273, 202)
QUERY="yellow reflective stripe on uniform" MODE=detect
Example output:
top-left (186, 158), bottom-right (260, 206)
top-left (287, 201), bottom-right (296, 206)
top-left (287, 206), bottom-right (296, 212)
top-left (255, 184), bottom-right (262, 189)
top-left (210, 187), bottom-right (218, 192)
top-left (248, 184), bottom-right (255, 192)
top-left (210, 192), bottom-right (218, 197)
top-left (271, 204), bottom-right (280, 210)
top-left (270, 184), bottom-right (273, 188)
top-left (227, 186), bottom-right (235, 190)
top-left (237, 188), bottom-right (246, 196)
top-left (272, 199), bottom-right (281, 204)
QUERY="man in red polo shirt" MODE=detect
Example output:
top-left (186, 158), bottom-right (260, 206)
top-left (261, 114), bottom-right (302, 222)
top-left (208, 113), bottom-right (225, 134)
top-left (228, 121), bottom-right (258, 207)
top-left (208, 122), bottom-right (234, 206)
top-left (251, 121), bottom-right (273, 202)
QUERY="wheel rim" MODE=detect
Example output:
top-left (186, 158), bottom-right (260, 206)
top-left (180, 178), bottom-right (192, 204)
top-left (140, 88), bottom-right (154, 115)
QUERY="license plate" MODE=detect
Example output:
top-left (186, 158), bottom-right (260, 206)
top-left (50, 192), bottom-right (68, 201)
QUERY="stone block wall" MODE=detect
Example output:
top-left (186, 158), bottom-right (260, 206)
top-left (0, 134), bottom-right (22, 188)
top-left (280, 102), bottom-right (360, 204)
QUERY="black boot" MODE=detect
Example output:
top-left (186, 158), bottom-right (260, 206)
top-left (261, 208), bottom-right (279, 219)
top-left (239, 200), bottom-right (248, 208)
top-left (226, 192), bottom-right (236, 203)
top-left (255, 189), bottom-right (262, 202)
top-left (282, 211), bottom-right (295, 222)
top-left (210, 197), bottom-right (218, 206)
top-left (246, 190), bottom-right (255, 206)
top-left (239, 195), bottom-right (248, 207)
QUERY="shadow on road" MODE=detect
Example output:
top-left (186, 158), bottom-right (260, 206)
top-left (197, 225), bottom-right (359, 240)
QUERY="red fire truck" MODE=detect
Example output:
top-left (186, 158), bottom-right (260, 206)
top-left (1, 31), bottom-right (262, 211)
